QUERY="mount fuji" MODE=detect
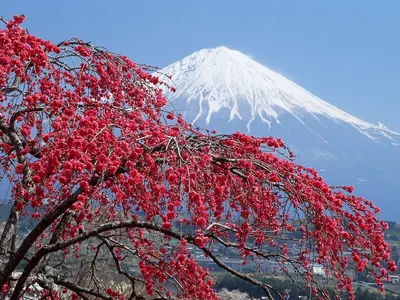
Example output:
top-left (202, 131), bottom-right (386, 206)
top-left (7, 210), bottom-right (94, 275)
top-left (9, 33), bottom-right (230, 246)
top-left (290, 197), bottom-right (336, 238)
top-left (158, 46), bottom-right (400, 221)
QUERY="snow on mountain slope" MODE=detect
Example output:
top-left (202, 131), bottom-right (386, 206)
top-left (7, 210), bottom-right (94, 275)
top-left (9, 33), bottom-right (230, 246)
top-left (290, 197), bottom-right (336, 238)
top-left (159, 46), bottom-right (399, 143)
top-left (156, 47), bottom-right (400, 221)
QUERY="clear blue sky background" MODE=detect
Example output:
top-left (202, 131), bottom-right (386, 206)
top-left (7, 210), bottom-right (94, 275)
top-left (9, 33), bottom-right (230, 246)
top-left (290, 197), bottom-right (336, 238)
top-left (1, 1), bottom-right (400, 130)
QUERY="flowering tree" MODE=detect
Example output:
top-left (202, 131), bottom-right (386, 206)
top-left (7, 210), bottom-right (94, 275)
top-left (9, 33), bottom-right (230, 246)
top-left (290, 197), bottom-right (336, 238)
top-left (216, 289), bottom-right (254, 300)
top-left (0, 16), bottom-right (396, 300)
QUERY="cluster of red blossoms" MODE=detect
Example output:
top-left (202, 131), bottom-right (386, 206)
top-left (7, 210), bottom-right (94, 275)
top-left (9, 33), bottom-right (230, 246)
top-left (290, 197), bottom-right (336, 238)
top-left (0, 15), bottom-right (396, 300)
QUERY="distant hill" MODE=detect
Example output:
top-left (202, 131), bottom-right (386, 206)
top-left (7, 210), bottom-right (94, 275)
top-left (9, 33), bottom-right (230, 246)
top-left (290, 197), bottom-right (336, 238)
top-left (0, 203), bottom-right (11, 220)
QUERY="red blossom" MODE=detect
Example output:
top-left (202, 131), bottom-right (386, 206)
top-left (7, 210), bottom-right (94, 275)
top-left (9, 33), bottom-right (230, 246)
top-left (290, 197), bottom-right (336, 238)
top-left (166, 112), bottom-right (175, 120)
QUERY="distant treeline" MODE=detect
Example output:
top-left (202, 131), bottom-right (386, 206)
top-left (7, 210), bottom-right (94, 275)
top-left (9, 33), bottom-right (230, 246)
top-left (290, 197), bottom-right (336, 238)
top-left (214, 274), bottom-right (400, 300)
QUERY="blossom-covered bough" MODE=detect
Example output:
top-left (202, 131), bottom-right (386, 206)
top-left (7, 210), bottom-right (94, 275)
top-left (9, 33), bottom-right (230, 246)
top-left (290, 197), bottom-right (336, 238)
top-left (0, 16), bottom-right (396, 300)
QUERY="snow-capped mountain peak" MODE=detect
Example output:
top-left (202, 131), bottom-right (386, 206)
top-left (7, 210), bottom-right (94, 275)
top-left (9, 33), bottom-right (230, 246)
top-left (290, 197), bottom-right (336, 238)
top-left (160, 47), bottom-right (399, 141)
top-left (157, 47), bottom-right (400, 221)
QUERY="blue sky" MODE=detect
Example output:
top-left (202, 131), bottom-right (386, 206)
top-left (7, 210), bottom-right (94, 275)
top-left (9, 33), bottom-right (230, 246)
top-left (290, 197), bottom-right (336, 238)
top-left (2, 1), bottom-right (400, 130)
